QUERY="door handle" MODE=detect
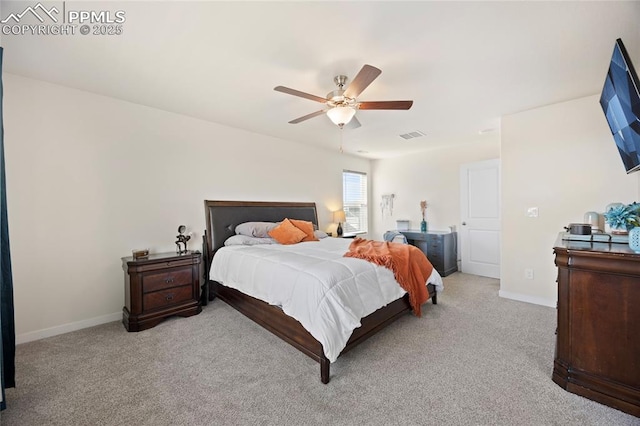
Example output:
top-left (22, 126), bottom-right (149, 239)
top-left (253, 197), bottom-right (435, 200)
top-left (462, 222), bottom-right (467, 226)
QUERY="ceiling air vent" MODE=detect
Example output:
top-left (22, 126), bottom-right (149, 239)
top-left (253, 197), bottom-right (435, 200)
top-left (399, 130), bottom-right (426, 140)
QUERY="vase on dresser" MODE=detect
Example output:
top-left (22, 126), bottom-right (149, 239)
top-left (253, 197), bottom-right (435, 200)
top-left (420, 219), bottom-right (427, 233)
top-left (630, 227), bottom-right (640, 253)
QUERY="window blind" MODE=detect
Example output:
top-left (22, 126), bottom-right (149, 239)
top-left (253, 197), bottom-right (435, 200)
top-left (342, 170), bottom-right (368, 234)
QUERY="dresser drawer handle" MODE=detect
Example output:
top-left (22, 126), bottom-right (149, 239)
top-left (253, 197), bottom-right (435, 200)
top-left (166, 294), bottom-right (174, 301)
top-left (164, 277), bottom-right (174, 283)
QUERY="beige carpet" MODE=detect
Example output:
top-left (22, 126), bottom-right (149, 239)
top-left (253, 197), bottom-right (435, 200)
top-left (2, 273), bottom-right (638, 425)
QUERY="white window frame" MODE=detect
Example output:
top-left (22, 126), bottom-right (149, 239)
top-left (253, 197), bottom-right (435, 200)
top-left (342, 170), bottom-right (368, 235)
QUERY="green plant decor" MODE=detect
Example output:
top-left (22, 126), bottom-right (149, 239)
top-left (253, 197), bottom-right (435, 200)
top-left (604, 203), bottom-right (640, 231)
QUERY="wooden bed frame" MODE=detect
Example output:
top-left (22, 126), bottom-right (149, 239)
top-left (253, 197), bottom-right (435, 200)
top-left (202, 200), bottom-right (437, 383)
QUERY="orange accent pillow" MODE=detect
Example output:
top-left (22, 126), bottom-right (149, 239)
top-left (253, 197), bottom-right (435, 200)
top-left (268, 218), bottom-right (307, 245)
top-left (289, 219), bottom-right (319, 242)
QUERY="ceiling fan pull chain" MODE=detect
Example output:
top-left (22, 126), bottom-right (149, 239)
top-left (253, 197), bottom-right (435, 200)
top-left (339, 127), bottom-right (344, 153)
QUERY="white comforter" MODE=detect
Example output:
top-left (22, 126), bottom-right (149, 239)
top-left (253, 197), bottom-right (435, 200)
top-left (209, 237), bottom-right (444, 362)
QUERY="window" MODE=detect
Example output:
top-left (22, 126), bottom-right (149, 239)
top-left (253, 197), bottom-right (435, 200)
top-left (342, 170), bottom-right (368, 234)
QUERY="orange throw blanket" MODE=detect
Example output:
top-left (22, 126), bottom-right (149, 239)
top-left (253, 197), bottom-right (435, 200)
top-left (344, 238), bottom-right (434, 316)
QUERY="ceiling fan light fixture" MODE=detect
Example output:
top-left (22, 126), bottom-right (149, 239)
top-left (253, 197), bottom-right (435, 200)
top-left (327, 105), bottom-right (356, 126)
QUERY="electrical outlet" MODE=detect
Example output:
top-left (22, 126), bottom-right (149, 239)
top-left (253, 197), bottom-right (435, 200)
top-left (526, 207), bottom-right (539, 217)
top-left (525, 269), bottom-right (534, 280)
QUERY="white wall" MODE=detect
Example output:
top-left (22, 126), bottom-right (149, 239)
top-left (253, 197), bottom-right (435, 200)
top-left (373, 93), bottom-right (640, 310)
top-left (4, 74), bottom-right (370, 342)
top-left (501, 94), bottom-right (639, 306)
top-left (370, 139), bottom-right (500, 239)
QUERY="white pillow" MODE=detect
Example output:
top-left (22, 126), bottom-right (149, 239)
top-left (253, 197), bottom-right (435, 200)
top-left (314, 230), bottom-right (329, 239)
top-left (224, 235), bottom-right (277, 246)
top-left (235, 221), bottom-right (279, 238)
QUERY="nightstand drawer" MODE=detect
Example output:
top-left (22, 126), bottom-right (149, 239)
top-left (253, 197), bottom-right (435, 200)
top-left (143, 285), bottom-right (193, 311)
top-left (142, 267), bottom-right (192, 293)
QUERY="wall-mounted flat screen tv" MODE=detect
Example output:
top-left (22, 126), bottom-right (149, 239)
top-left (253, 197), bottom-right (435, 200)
top-left (599, 38), bottom-right (640, 174)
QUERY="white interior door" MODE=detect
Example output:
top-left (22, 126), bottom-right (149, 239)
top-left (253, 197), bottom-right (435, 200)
top-left (460, 159), bottom-right (501, 278)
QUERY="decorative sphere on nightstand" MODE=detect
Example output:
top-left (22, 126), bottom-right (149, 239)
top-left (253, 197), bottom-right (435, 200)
top-left (629, 227), bottom-right (640, 253)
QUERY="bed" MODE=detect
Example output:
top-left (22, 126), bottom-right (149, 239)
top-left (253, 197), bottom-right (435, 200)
top-left (202, 200), bottom-right (441, 383)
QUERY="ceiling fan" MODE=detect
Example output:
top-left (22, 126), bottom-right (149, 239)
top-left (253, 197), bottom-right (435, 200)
top-left (274, 64), bottom-right (413, 129)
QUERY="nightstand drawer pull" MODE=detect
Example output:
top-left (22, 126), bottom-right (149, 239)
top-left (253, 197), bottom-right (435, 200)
top-left (164, 277), bottom-right (175, 283)
top-left (166, 294), bottom-right (174, 301)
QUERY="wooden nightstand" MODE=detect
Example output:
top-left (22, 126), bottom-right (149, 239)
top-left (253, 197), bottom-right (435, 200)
top-left (122, 251), bottom-right (202, 332)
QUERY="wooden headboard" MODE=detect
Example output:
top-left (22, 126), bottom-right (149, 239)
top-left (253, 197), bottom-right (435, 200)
top-left (203, 200), bottom-right (318, 259)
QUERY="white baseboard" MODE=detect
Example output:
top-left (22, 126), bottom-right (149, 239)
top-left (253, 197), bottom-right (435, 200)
top-left (16, 312), bottom-right (122, 345)
top-left (498, 290), bottom-right (556, 308)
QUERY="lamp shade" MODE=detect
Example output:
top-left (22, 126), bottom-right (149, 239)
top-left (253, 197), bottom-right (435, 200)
top-left (334, 210), bottom-right (346, 223)
top-left (327, 106), bottom-right (356, 126)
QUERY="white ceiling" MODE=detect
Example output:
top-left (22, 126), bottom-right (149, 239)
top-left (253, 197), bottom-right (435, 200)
top-left (2, 1), bottom-right (639, 158)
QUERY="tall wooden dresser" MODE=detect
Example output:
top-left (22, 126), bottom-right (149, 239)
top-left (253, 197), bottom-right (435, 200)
top-left (553, 235), bottom-right (640, 417)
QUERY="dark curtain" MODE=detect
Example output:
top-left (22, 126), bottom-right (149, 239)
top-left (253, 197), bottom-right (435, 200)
top-left (0, 46), bottom-right (16, 412)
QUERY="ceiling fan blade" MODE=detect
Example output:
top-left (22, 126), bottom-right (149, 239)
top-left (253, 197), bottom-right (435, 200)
top-left (344, 116), bottom-right (361, 129)
top-left (344, 65), bottom-right (382, 99)
top-left (358, 100), bottom-right (413, 110)
top-left (289, 109), bottom-right (328, 124)
top-left (274, 86), bottom-right (327, 103)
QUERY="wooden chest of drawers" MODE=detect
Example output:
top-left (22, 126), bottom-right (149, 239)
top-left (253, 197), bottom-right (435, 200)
top-left (122, 251), bottom-right (202, 332)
